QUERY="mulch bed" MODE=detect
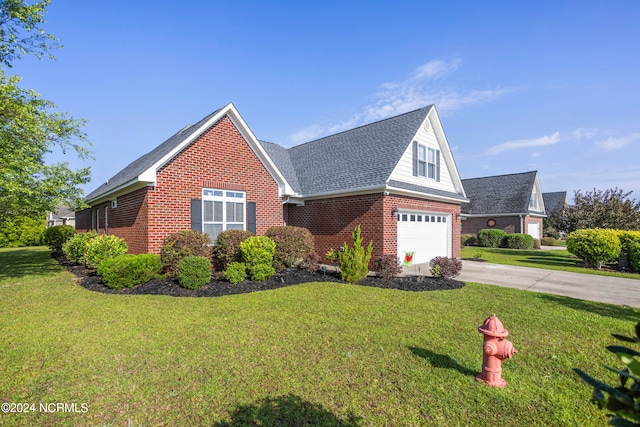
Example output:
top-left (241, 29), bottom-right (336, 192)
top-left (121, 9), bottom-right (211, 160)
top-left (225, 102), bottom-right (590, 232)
top-left (55, 255), bottom-right (465, 298)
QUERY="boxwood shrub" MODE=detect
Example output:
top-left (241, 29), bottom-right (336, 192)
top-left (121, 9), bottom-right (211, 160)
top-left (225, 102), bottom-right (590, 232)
top-left (240, 236), bottom-right (276, 267)
top-left (540, 237), bottom-right (557, 246)
top-left (265, 226), bottom-right (314, 269)
top-left (161, 230), bottom-right (212, 277)
top-left (223, 262), bottom-right (247, 284)
top-left (177, 255), bottom-right (211, 289)
top-left (461, 234), bottom-right (478, 246)
top-left (503, 233), bottom-right (535, 249)
top-left (62, 231), bottom-right (98, 264)
top-left (97, 254), bottom-right (162, 289)
top-left (84, 235), bottom-right (128, 268)
top-left (566, 228), bottom-right (621, 269)
top-left (43, 225), bottom-right (76, 252)
top-left (477, 229), bottom-right (507, 248)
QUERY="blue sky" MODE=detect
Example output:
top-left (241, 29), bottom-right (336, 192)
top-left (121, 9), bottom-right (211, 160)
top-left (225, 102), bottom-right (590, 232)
top-left (13, 1), bottom-right (640, 201)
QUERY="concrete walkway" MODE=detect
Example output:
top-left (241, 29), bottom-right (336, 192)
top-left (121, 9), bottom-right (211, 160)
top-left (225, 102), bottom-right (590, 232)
top-left (405, 260), bottom-right (640, 308)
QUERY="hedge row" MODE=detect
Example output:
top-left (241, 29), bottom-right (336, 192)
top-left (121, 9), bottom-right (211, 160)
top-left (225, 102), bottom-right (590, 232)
top-left (566, 228), bottom-right (640, 270)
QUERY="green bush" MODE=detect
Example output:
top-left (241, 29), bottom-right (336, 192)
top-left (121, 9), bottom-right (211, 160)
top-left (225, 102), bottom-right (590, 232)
top-left (212, 229), bottom-right (253, 270)
top-left (629, 239), bottom-right (640, 272)
top-left (339, 225), bottom-right (373, 283)
top-left (84, 235), bottom-right (128, 268)
top-left (374, 254), bottom-right (402, 279)
top-left (533, 238), bottom-right (541, 249)
top-left (161, 230), bottom-right (212, 277)
top-left (240, 236), bottom-right (276, 267)
top-left (616, 230), bottom-right (640, 255)
top-left (429, 256), bottom-right (462, 279)
top-left (574, 320), bottom-right (640, 426)
top-left (43, 224), bottom-right (75, 252)
top-left (566, 228), bottom-right (621, 269)
top-left (177, 255), bottom-right (211, 289)
top-left (477, 229), bottom-right (507, 248)
top-left (503, 233), bottom-right (535, 249)
top-left (223, 262), bottom-right (247, 284)
top-left (0, 217), bottom-right (46, 248)
top-left (248, 263), bottom-right (276, 281)
top-left (62, 231), bottom-right (98, 264)
top-left (461, 234), bottom-right (477, 246)
top-left (540, 237), bottom-right (557, 246)
top-left (97, 254), bottom-right (162, 289)
top-left (266, 226), bottom-right (314, 269)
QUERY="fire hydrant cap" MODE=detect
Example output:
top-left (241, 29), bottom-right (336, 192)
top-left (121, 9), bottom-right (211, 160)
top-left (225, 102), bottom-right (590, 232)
top-left (478, 314), bottom-right (509, 337)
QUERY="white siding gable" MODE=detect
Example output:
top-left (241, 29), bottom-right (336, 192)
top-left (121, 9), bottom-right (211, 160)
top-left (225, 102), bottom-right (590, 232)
top-left (388, 110), bottom-right (465, 197)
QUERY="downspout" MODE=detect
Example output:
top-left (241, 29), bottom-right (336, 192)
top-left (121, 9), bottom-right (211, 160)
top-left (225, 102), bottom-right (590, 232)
top-left (519, 214), bottom-right (524, 234)
top-left (105, 206), bottom-right (109, 236)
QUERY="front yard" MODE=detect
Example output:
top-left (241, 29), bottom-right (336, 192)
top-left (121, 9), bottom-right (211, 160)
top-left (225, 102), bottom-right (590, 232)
top-left (0, 247), bottom-right (636, 426)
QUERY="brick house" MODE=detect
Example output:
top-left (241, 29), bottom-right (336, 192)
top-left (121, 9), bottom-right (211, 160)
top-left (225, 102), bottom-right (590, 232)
top-left (77, 103), bottom-right (468, 265)
top-left (460, 171), bottom-right (546, 239)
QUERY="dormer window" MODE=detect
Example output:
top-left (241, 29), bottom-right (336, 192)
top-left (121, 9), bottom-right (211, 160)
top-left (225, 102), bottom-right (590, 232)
top-left (529, 190), bottom-right (539, 210)
top-left (414, 142), bottom-right (440, 181)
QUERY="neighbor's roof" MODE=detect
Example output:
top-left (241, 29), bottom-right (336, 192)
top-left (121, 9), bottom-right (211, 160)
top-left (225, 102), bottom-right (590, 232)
top-left (461, 171), bottom-right (540, 215)
top-left (543, 191), bottom-right (568, 216)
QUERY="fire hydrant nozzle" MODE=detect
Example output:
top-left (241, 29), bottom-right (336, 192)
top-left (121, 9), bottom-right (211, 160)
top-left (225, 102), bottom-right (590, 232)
top-left (476, 314), bottom-right (517, 387)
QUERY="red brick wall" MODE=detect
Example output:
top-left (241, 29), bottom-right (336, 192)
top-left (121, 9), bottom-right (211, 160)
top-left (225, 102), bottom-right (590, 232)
top-left (286, 193), bottom-right (462, 265)
top-left (462, 215), bottom-right (543, 239)
top-left (145, 115), bottom-right (283, 253)
top-left (106, 188), bottom-right (150, 254)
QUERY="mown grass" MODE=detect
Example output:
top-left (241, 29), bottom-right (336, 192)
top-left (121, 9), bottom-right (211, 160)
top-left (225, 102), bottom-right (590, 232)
top-left (0, 247), bottom-right (637, 426)
top-left (461, 246), bottom-right (640, 279)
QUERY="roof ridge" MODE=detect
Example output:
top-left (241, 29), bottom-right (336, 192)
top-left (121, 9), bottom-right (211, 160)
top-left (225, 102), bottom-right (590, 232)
top-left (462, 170), bottom-right (537, 181)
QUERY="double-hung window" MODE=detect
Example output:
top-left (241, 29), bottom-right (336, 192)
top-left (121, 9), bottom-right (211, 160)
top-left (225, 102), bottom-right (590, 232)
top-left (416, 143), bottom-right (440, 180)
top-left (202, 189), bottom-right (245, 241)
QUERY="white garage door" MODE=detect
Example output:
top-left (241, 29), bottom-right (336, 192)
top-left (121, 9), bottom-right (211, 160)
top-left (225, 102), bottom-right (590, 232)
top-left (397, 212), bottom-right (451, 265)
top-left (527, 222), bottom-right (540, 240)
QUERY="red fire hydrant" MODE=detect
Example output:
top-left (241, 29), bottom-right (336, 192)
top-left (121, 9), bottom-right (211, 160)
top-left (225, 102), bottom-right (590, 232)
top-left (476, 314), bottom-right (517, 387)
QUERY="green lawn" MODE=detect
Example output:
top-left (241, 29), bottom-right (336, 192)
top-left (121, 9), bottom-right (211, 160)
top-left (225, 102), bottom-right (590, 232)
top-left (0, 247), bottom-right (637, 426)
top-left (461, 246), bottom-right (640, 279)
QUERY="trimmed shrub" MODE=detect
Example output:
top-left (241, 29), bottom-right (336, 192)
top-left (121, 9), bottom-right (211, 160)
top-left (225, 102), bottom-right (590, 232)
top-left (301, 252), bottom-right (321, 272)
top-left (339, 225), bottom-right (373, 283)
top-left (62, 231), bottom-right (98, 264)
top-left (97, 254), bottom-right (162, 289)
top-left (161, 230), bottom-right (212, 277)
top-left (533, 238), bottom-right (541, 249)
top-left (240, 236), bottom-right (276, 267)
top-left (248, 263), bottom-right (276, 281)
top-left (429, 256), bottom-right (462, 279)
top-left (503, 233), bottom-right (535, 249)
top-left (266, 226), bottom-right (314, 269)
top-left (566, 228), bottom-right (621, 269)
top-left (84, 235), bottom-right (128, 268)
top-left (213, 229), bottom-right (253, 270)
top-left (223, 262), bottom-right (247, 284)
top-left (541, 237), bottom-right (557, 246)
top-left (461, 234), bottom-right (477, 247)
top-left (629, 239), bottom-right (640, 272)
top-left (616, 230), bottom-right (640, 254)
top-left (374, 254), bottom-right (402, 279)
top-left (43, 225), bottom-right (76, 252)
top-left (477, 229), bottom-right (507, 248)
top-left (177, 255), bottom-right (211, 289)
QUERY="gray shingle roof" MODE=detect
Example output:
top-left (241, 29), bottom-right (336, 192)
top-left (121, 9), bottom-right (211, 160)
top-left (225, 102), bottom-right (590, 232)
top-left (461, 171), bottom-right (540, 215)
top-left (278, 106), bottom-right (435, 196)
top-left (85, 109), bottom-right (221, 201)
top-left (542, 191), bottom-right (568, 216)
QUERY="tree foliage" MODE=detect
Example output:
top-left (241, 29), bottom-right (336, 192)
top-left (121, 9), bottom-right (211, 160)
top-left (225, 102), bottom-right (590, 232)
top-left (0, 0), bottom-right (91, 222)
top-left (559, 188), bottom-right (640, 233)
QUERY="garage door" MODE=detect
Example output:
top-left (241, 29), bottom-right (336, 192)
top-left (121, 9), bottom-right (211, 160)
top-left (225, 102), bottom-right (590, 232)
top-left (527, 222), bottom-right (540, 240)
top-left (397, 212), bottom-right (451, 265)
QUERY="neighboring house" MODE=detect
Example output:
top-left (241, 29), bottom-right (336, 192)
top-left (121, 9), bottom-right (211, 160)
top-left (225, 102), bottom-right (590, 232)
top-left (542, 191), bottom-right (568, 219)
top-left (77, 103), bottom-right (468, 265)
top-left (460, 171), bottom-right (546, 240)
top-left (46, 207), bottom-right (75, 228)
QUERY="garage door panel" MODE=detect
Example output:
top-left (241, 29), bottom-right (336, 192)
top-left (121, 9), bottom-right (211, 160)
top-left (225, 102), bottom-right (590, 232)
top-left (397, 213), bottom-right (450, 265)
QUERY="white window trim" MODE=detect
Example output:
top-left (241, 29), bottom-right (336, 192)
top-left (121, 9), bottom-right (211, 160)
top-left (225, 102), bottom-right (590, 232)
top-left (202, 189), bottom-right (246, 240)
top-left (417, 143), bottom-right (439, 180)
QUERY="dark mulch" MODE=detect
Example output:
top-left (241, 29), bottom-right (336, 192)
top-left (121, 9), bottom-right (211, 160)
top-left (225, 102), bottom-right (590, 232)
top-left (55, 255), bottom-right (465, 298)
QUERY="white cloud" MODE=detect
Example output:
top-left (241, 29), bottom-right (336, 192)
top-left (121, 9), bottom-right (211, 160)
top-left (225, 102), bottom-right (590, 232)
top-left (572, 128), bottom-right (601, 140)
top-left (595, 132), bottom-right (640, 151)
top-left (288, 59), bottom-right (504, 144)
top-left (487, 132), bottom-right (560, 155)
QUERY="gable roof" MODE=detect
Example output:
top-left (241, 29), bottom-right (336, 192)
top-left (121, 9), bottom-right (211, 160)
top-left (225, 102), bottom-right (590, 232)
top-left (85, 103), bottom-right (467, 205)
top-left (461, 171), bottom-right (545, 216)
top-left (85, 103), bottom-right (290, 204)
top-left (543, 191), bottom-right (568, 216)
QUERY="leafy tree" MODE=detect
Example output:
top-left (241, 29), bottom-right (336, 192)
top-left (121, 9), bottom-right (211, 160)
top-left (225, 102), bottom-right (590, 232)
top-left (0, 0), bottom-right (91, 222)
top-left (559, 188), bottom-right (640, 233)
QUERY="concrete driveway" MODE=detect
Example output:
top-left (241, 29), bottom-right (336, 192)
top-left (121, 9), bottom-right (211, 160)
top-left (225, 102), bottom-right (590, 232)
top-left (456, 260), bottom-right (640, 308)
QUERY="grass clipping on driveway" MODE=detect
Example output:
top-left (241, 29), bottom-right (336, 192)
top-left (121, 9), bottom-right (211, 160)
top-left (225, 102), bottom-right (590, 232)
top-left (0, 247), bottom-right (636, 426)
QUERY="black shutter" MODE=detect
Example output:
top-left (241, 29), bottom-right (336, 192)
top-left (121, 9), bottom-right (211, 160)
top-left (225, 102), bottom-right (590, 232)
top-left (412, 141), bottom-right (418, 176)
top-left (436, 150), bottom-right (441, 182)
top-left (247, 202), bottom-right (256, 234)
top-left (191, 199), bottom-right (202, 232)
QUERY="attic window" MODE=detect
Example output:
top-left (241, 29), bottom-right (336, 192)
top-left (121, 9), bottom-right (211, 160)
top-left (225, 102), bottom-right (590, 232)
top-left (415, 143), bottom-right (440, 181)
top-left (529, 190), bottom-right (539, 210)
